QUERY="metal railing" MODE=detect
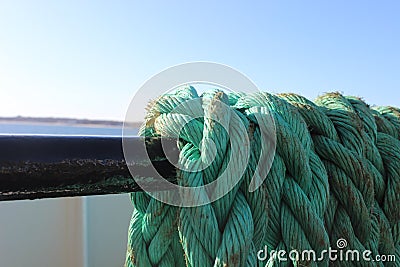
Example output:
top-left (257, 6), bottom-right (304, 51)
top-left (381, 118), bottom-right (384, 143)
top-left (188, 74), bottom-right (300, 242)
top-left (0, 135), bottom-right (179, 201)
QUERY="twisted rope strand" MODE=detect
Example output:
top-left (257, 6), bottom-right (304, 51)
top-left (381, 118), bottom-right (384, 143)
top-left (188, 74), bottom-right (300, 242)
top-left (126, 88), bottom-right (399, 267)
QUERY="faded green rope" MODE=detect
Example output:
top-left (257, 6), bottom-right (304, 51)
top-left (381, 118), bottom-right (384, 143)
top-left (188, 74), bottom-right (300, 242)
top-left (125, 87), bottom-right (399, 267)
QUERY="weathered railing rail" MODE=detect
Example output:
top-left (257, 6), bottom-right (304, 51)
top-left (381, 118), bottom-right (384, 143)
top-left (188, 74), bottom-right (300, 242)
top-left (0, 135), bottom-right (179, 201)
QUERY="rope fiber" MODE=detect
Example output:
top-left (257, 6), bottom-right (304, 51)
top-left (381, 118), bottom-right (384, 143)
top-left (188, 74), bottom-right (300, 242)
top-left (125, 87), bottom-right (399, 267)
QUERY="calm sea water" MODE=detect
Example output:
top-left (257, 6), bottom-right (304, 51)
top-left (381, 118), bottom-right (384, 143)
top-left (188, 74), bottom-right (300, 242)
top-left (0, 123), bottom-right (128, 135)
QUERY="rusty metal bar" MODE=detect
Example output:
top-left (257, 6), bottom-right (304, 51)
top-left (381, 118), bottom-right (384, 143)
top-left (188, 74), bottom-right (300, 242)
top-left (0, 135), bottom-right (179, 201)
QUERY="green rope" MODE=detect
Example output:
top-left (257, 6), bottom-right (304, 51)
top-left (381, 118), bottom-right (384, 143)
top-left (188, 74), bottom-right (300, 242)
top-left (125, 87), bottom-right (400, 267)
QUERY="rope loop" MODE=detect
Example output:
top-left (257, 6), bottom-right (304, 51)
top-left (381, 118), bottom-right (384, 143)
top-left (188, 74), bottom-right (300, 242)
top-left (126, 88), bottom-right (400, 267)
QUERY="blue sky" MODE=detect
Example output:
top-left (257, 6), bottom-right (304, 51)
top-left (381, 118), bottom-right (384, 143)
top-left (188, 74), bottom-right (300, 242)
top-left (0, 1), bottom-right (399, 120)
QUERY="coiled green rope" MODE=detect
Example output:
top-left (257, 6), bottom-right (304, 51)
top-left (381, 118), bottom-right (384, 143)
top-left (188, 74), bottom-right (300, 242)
top-left (125, 87), bottom-right (399, 267)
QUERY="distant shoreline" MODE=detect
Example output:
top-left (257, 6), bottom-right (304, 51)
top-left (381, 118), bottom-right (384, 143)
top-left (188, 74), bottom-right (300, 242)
top-left (0, 116), bottom-right (142, 128)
